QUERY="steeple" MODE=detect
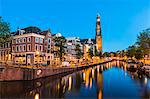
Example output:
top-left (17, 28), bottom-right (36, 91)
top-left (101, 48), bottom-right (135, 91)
top-left (96, 13), bottom-right (101, 36)
top-left (95, 13), bottom-right (102, 52)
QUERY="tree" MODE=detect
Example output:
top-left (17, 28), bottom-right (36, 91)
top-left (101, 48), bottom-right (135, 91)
top-left (0, 17), bottom-right (11, 43)
top-left (75, 44), bottom-right (83, 59)
top-left (126, 45), bottom-right (136, 59)
top-left (135, 47), bottom-right (143, 60)
top-left (53, 36), bottom-right (66, 61)
top-left (136, 28), bottom-right (150, 56)
top-left (103, 52), bottom-right (111, 57)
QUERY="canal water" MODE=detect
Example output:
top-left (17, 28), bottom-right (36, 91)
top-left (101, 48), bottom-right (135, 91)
top-left (0, 61), bottom-right (150, 99)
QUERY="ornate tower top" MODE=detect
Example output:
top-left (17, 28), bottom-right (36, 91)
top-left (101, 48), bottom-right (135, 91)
top-left (96, 14), bottom-right (101, 36)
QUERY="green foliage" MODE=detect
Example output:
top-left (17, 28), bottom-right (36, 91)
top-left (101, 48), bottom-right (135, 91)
top-left (0, 17), bottom-right (11, 42)
top-left (53, 36), bottom-right (66, 61)
top-left (103, 52), bottom-right (111, 57)
top-left (24, 26), bottom-right (41, 33)
top-left (136, 28), bottom-right (150, 56)
top-left (126, 45), bottom-right (136, 58)
top-left (135, 47), bottom-right (143, 60)
top-left (126, 28), bottom-right (150, 60)
top-left (75, 44), bottom-right (83, 59)
top-left (126, 46), bottom-right (144, 60)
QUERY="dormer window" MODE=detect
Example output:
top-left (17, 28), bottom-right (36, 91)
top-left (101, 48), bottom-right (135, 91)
top-left (48, 33), bottom-right (51, 36)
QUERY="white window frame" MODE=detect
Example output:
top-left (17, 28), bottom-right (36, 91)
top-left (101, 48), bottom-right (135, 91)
top-left (40, 38), bottom-right (43, 43)
top-left (27, 44), bottom-right (31, 51)
top-left (27, 37), bottom-right (31, 42)
top-left (35, 37), bottom-right (39, 43)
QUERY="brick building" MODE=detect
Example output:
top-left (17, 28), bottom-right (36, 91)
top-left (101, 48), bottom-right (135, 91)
top-left (11, 26), bottom-right (54, 66)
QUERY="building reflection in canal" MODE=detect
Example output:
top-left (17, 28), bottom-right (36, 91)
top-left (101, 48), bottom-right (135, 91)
top-left (0, 61), bottom-right (149, 99)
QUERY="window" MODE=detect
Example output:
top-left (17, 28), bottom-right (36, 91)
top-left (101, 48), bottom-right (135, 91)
top-left (27, 44), bottom-right (31, 51)
top-left (48, 32), bottom-right (51, 36)
top-left (19, 45), bottom-right (22, 51)
top-left (48, 56), bottom-right (50, 59)
top-left (20, 38), bottom-right (23, 43)
top-left (23, 38), bottom-right (26, 43)
top-left (39, 45), bottom-right (42, 51)
top-left (48, 38), bottom-right (51, 43)
top-left (27, 37), bottom-right (31, 42)
top-left (23, 45), bottom-right (26, 51)
top-left (12, 39), bottom-right (15, 44)
top-left (16, 39), bottom-right (19, 44)
top-left (35, 45), bottom-right (38, 51)
top-left (35, 37), bottom-right (39, 43)
top-left (48, 45), bottom-right (50, 48)
top-left (40, 38), bottom-right (43, 43)
top-left (47, 50), bottom-right (50, 53)
top-left (16, 46), bottom-right (19, 52)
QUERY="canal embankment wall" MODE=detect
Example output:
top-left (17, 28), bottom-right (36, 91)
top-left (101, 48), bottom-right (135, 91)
top-left (0, 60), bottom-right (114, 81)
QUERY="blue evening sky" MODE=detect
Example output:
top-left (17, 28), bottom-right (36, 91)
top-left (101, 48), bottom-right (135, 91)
top-left (0, 0), bottom-right (150, 52)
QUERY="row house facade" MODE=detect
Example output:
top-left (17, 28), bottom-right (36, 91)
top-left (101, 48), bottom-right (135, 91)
top-left (0, 41), bottom-right (12, 64)
top-left (65, 37), bottom-right (83, 61)
top-left (11, 26), bottom-right (54, 66)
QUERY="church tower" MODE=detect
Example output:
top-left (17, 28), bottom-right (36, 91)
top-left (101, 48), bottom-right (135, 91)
top-left (96, 14), bottom-right (102, 52)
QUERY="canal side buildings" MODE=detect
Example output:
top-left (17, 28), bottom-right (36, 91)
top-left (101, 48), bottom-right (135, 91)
top-left (65, 37), bottom-right (83, 61)
top-left (0, 14), bottom-right (103, 66)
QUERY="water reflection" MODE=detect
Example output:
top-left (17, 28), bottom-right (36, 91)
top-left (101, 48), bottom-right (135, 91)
top-left (0, 61), bottom-right (149, 99)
